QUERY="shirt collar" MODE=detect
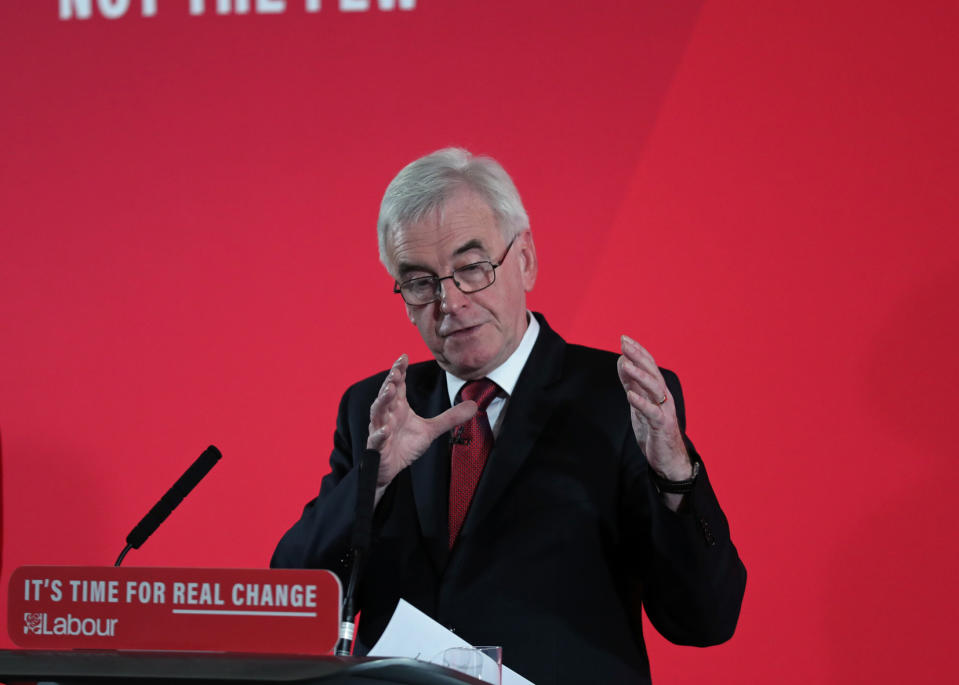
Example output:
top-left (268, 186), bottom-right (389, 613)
top-left (446, 313), bottom-right (540, 403)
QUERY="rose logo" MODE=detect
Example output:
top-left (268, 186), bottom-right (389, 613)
top-left (24, 612), bottom-right (44, 634)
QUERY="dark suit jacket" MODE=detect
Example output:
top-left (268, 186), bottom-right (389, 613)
top-left (273, 314), bottom-right (745, 684)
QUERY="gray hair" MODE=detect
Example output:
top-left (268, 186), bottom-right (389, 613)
top-left (377, 147), bottom-right (530, 275)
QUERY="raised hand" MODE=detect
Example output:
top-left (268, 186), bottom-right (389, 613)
top-left (617, 335), bottom-right (692, 482)
top-left (367, 354), bottom-right (478, 488)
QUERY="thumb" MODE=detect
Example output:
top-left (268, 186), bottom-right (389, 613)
top-left (427, 400), bottom-right (478, 438)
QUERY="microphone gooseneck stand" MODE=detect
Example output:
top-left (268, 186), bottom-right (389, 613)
top-left (334, 447), bottom-right (381, 656)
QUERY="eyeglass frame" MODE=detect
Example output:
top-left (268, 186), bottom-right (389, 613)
top-left (392, 237), bottom-right (518, 306)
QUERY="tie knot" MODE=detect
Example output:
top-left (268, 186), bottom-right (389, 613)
top-left (460, 378), bottom-right (499, 411)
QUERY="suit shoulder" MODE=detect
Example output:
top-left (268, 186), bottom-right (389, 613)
top-left (564, 342), bottom-right (681, 386)
top-left (565, 342), bottom-right (619, 366)
top-left (341, 359), bottom-right (441, 405)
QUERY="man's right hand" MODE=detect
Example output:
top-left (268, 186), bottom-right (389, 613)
top-left (367, 354), bottom-right (478, 488)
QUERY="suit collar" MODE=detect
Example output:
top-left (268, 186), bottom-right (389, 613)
top-left (458, 312), bottom-right (565, 541)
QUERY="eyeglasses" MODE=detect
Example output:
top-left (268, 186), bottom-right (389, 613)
top-left (393, 239), bottom-right (516, 306)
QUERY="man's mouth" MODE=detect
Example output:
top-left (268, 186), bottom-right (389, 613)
top-left (441, 323), bottom-right (483, 339)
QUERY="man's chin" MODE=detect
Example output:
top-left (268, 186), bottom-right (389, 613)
top-left (432, 329), bottom-right (504, 378)
top-left (438, 349), bottom-right (496, 380)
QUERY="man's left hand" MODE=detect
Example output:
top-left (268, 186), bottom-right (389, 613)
top-left (617, 335), bottom-right (692, 482)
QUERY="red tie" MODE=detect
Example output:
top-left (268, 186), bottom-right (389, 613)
top-left (449, 379), bottom-right (499, 548)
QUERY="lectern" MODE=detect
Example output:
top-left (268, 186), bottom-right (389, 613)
top-left (0, 650), bottom-right (483, 684)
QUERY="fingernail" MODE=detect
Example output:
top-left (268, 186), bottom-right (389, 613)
top-left (622, 334), bottom-right (637, 347)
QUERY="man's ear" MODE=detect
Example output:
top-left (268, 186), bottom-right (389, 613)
top-left (517, 230), bottom-right (538, 292)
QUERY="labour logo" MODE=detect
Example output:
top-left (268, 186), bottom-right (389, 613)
top-left (24, 613), bottom-right (45, 634)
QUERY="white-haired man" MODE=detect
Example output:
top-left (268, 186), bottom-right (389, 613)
top-left (273, 148), bottom-right (745, 684)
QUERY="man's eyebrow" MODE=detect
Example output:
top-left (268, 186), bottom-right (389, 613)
top-left (396, 260), bottom-right (433, 279)
top-left (396, 240), bottom-right (490, 278)
top-left (452, 239), bottom-right (487, 257)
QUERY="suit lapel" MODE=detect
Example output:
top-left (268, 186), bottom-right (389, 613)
top-left (407, 363), bottom-right (452, 574)
top-left (459, 314), bottom-right (566, 540)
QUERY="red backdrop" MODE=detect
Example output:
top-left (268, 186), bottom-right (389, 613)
top-left (1, 1), bottom-right (957, 682)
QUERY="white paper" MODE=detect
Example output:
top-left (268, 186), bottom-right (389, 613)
top-left (368, 598), bottom-right (535, 685)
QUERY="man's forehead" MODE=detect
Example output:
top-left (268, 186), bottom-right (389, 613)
top-left (412, 191), bottom-right (495, 234)
top-left (389, 193), bottom-right (500, 272)
top-left (392, 233), bottom-right (494, 275)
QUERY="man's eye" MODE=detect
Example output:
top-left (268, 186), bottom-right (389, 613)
top-left (456, 263), bottom-right (490, 284)
top-left (406, 278), bottom-right (435, 294)
top-left (456, 263), bottom-right (487, 280)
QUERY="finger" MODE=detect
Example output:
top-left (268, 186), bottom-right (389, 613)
top-left (626, 389), bottom-right (667, 428)
top-left (392, 354), bottom-right (409, 397)
top-left (369, 383), bottom-right (397, 429)
top-left (378, 354), bottom-right (408, 393)
top-left (428, 400), bottom-right (478, 438)
top-left (616, 354), bottom-right (630, 386)
top-left (367, 426), bottom-right (388, 452)
top-left (620, 335), bottom-right (662, 378)
top-left (617, 355), bottom-right (660, 397)
top-left (387, 353), bottom-right (408, 386)
top-left (377, 371), bottom-right (394, 400)
top-left (618, 357), bottom-right (669, 405)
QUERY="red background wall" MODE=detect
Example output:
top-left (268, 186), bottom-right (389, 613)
top-left (1, 1), bottom-right (957, 682)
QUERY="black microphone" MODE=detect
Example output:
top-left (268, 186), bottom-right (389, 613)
top-left (115, 445), bottom-right (222, 566)
top-left (450, 425), bottom-right (471, 446)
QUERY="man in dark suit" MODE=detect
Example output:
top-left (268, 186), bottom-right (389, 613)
top-left (273, 148), bottom-right (746, 684)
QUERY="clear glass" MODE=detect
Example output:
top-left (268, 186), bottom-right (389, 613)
top-left (431, 645), bottom-right (502, 684)
top-left (396, 261), bottom-right (497, 305)
top-left (393, 237), bottom-right (517, 306)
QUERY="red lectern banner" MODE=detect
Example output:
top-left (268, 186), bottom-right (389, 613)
top-left (8, 566), bottom-right (341, 654)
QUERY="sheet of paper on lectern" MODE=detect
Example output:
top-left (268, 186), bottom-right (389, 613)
top-left (368, 598), bottom-right (535, 685)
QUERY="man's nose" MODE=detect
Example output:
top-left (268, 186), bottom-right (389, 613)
top-left (438, 278), bottom-right (469, 312)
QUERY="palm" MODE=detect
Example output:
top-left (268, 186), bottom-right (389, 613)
top-left (617, 336), bottom-right (691, 480)
top-left (367, 355), bottom-right (477, 487)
